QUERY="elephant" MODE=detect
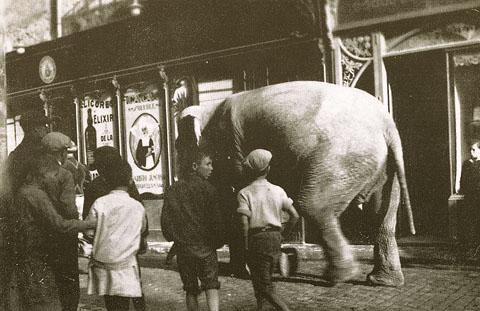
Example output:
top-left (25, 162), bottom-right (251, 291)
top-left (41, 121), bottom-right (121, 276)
top-left (175, 81), bottom-right (415, 287)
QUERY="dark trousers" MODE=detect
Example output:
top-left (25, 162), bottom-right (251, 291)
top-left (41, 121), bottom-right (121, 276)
top-left (247, 231), bottom-right (282, 301)
top-left (50, 239), bottom-right (79, 311)
top-left (53, 261), bottom-right (80, 311)
top-left (105, 295), bottom-right (130, 311)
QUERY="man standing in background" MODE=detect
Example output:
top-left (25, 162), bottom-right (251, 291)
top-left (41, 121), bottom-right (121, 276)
top-left (1, 109), bottom-right (52, 310)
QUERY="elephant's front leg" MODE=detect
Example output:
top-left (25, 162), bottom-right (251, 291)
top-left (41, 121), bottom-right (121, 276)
top-left (305, 204), bottom-right (358, 283)
top-left (367, 177), bottom-right (404, 287)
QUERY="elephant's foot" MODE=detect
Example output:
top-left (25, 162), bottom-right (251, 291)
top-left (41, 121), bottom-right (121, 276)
top-left (324, 263), bottom-right (358, 284)
top-left (366, 269), bottom-right (404, 287)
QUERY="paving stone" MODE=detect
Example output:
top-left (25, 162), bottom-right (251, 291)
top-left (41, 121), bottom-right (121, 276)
top-left (76, 254), bottom-right (480, 311)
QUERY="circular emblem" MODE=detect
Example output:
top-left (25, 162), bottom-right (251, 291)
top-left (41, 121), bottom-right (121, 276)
top-left (39, 55), bottom-right (56, 84)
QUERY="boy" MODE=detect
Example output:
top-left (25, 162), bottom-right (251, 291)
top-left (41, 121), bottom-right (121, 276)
top-left (460, 140), bottom-right (480, 247)
top-left (83, 146), bottom-right (148, 310)
top-left (85, 160), bottom-right (146, 311)
top-left (12, 155), bottom-right (96, 311)
top-left (161, 151), bottom-right (224, 311)
top-left (237, 149), bottom-right (299, 311)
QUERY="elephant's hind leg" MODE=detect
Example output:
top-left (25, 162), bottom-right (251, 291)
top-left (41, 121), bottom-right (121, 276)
top-left (302, 202), bottom-right (358, 284)
top-left (298, 153), bottom-right (359, 283)
top-left (367, 176), bottom-right (404, 287)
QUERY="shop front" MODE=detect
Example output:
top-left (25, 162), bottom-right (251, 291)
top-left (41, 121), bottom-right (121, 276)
top-left (331, 0), bottom-right (480, 241)
top-left (5, 1), bottom-right (324, 242)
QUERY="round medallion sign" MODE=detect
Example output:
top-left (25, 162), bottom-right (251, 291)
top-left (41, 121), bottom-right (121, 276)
top-left (39, 55), bottom-right (56, 84)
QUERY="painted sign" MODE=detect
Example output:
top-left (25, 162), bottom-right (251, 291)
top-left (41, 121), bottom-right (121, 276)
top-left (335, 0), bottom-right (479, 30)
top-left (123, 83), bottom-right (163, 195)
top-left (39, 55), bottom-right (56, 84)
top-left (79, 92), bottom-right (116, 169)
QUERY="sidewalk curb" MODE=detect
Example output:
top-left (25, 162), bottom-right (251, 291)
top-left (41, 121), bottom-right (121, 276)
top-left (143, 242), bottom-right (480, 268)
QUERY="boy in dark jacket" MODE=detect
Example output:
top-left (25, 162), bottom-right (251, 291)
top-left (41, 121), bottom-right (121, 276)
top-left (161, 151), bottom-right (224, 311)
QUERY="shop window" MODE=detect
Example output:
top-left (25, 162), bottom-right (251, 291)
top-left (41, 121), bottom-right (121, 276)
top-left (451, 49), bottom-right (480, 193)
top-left (198, 79), bottom-right (234, 107)
top-left (6, 116), bottom-right (23, 154)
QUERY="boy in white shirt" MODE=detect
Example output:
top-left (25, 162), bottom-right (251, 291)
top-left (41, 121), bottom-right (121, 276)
top-left (86, 160), bottom-right (146, 311)
top-left (237, 149), bottom-right (299, 311)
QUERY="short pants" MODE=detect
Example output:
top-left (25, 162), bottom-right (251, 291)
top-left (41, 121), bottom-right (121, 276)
top-left (177, 245), bottom-right (220, 295)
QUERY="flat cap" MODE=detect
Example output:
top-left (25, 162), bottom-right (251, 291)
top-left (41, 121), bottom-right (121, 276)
top-left (42, 132), bottom-right (72, 153)
top-left (242, 149), bottom-right (272, 172)
top-left (20, 110), bottom-right (52, 129)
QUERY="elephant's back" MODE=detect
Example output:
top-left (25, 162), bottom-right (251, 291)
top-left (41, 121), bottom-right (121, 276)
top-left (228, 81), bottom-right (390, 158)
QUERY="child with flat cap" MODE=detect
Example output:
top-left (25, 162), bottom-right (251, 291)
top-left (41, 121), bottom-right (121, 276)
top-left (237, 149), bottom-right (299, 311)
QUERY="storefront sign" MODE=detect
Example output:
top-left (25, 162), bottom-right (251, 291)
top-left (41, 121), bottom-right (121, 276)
top-left (453, 51), bottom-right (480, 67)
top-left (123, 84), bottom-right (163, 195)
top-left (335, 0), bottom-right (480, 31)
top-left (39, 55), bottom-right (56, 84)
top-left (79, 92), bottom-right (116, 168)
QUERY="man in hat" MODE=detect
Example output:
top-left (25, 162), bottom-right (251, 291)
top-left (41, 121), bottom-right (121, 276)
top-left (41, 132), bottom-right (80, 311)
top-left (1, 109), bottom-right (52, 310)
top-left (6, 109), bottom-right (52, 193)
top-left (237, 149), bottom-right (299, 311)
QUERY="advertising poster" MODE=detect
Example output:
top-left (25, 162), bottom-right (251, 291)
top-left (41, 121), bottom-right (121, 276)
top-left (123, 84), bottom-right (163, 195)
top-left (79, 92), bottom-right (116, 171)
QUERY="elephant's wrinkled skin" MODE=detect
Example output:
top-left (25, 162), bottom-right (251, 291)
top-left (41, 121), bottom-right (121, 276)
top-left (178, 81), bottom-right (414, 286)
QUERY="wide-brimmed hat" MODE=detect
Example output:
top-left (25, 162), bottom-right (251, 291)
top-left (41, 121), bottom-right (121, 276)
top-left (242, 149), bottom-right (272, 172)
top-left (20, 110), bottom-right (52, 130)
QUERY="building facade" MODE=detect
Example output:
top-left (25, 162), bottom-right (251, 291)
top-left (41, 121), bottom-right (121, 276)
top-left (330, 0), bottom-right (480, 240)
top-left (5, 0), bottom-right (324, 242)
top-left (5, 0), bottom-right (480, 243)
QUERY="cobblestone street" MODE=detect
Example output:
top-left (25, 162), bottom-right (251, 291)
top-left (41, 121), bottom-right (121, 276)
top-left (77, 254), bottom-right (480, 311)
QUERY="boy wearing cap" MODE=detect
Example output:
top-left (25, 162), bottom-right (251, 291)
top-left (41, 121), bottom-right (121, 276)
top-left (161, 151), bottom-right (224, 311)
top-left (41, 132), bottom-right (80, 311)
top-left (11, 154), bottom-right (96, 311)
top-left (237, 149), bottom-right (299, 311)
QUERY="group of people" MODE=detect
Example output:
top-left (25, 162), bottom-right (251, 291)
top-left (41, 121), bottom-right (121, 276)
top-left (1, 109), bottom-right (301, 311)
top-left (1, 110), bottom-right (147, 311)
top-left (161, 148), bottom-right (299, 311)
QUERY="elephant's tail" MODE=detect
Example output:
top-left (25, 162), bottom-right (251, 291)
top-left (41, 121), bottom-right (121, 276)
top-left (388, 126), bottom-right (416, 235)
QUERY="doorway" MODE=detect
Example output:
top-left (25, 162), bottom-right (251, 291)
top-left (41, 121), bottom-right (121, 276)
top-left (385, 51), bottom-right (450, 237)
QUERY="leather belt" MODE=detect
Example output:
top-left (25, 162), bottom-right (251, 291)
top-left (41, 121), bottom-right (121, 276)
top-left (248, 226), bottom-right (281, 236)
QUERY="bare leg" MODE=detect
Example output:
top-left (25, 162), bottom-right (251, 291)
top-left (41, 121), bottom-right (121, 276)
top-left (165, 243), bottom-right (177, 265)
top-left (186, 293), bottom-right (199, 311)
top-left (132, 294), bottom-right (146, 311)
top-left (263, 290), bottom-right (290, 311)
top-left (256, 297), bottom-right (267, 311)
top-left (205, 289), bottom-right (219, 311)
